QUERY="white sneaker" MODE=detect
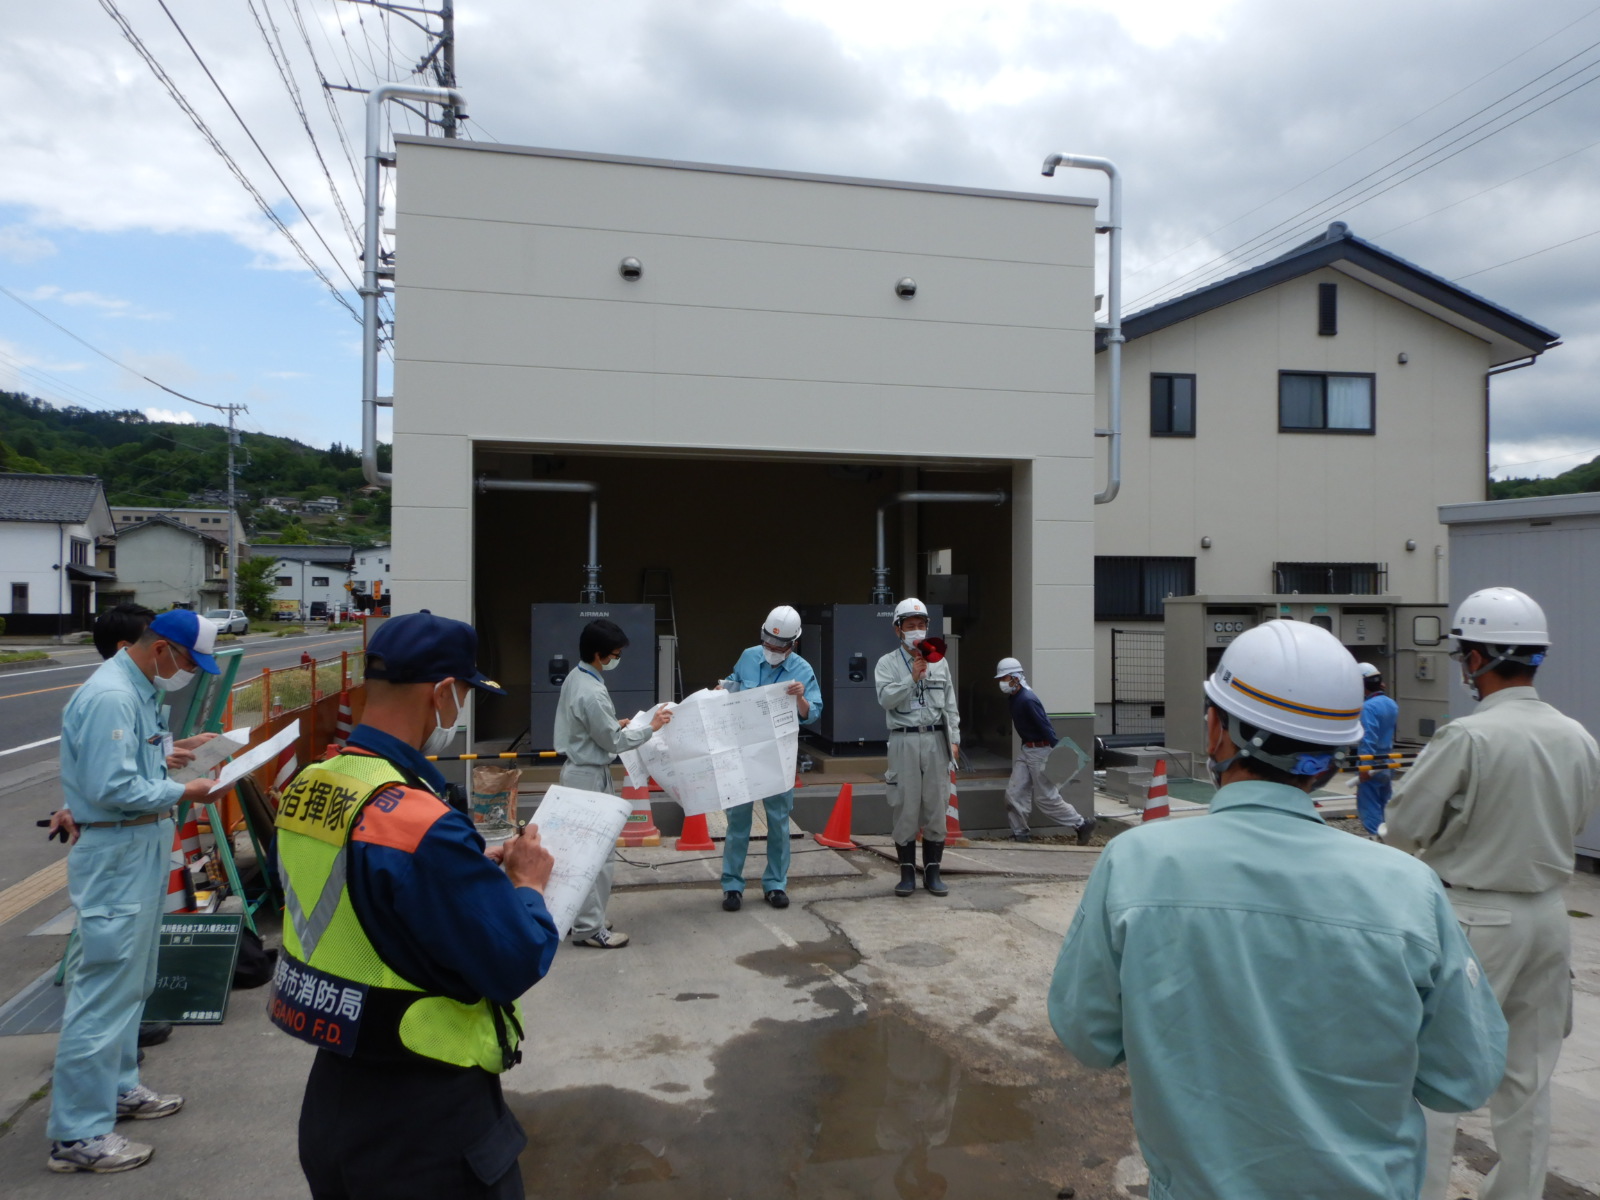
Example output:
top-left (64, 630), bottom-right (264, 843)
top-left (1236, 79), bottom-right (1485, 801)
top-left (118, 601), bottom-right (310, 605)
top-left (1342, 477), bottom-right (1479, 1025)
top-left (116, 1083), bottom-right (185, 1120)
top-left (572, 927), bottom-right (630, 948)
top-left (48, 1132), bottom-right (154, 1173)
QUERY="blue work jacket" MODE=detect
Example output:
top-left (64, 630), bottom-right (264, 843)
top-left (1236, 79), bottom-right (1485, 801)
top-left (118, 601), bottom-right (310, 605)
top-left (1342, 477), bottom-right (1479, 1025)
top-left (1048, 780), bottom-right (1506, 1200)
top-left (727, 646), bottom-right (823, 728)
top-left (60, 650), bottom-right (184, 823)
top-left (1360, 692), bottom-right (1400, 758)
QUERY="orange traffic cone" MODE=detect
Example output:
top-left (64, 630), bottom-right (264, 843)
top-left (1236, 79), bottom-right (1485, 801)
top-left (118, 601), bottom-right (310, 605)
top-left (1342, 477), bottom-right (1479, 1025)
top-left (814, 783), bottom-right (856, 848)
top-left (617, 784), bottom-right (662, 847)
top-left (163, 827), bottom-right (194, 914)
top-left (1142, 759), bottom-right (1170, 822)
top-left (945, 767), bottom-right (969, 845)
top-left (334, 691), bottom-right (353, 745)
top-left (675, 811), bottom-right (715, 851)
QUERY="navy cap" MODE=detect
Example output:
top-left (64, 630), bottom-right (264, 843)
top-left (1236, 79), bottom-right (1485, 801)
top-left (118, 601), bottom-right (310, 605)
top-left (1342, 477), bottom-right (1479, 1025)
top-left (149, 609), bottom-right (220, 675)
top-left (366, 610), bottom-right (506, 695)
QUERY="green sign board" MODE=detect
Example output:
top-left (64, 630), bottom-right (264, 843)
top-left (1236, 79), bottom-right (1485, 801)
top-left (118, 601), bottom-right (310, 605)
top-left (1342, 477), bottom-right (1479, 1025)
top-left (143, 914), bottom-right (244, 1024)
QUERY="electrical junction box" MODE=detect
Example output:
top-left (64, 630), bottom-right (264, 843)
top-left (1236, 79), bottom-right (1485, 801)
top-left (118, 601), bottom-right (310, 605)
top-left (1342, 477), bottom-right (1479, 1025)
top-left (1340, 612), bottom-right (1389, 646)
top-left (1416, 653), bottom-right (1435, 681)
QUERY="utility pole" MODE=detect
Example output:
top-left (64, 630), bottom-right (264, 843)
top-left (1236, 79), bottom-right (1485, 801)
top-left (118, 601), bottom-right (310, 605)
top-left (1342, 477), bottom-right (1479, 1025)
top-left (334, 1), bottom-right (458, 136)
top-left (183, 398), bottom-right (248, 612)
top-left (438, 1), bottom-right (456, 138)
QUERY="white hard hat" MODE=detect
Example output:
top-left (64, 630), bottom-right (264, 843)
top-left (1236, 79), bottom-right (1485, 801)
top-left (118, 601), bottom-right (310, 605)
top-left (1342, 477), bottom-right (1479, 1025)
top-left (1358, 662), bottom-right (1381, 678)
top-left (1450, 587), bottom-right (1550, 647)
top-left (1204, 620), bottom-right (1364, 747)
top-left (761, 605), bottom-right (802, 645)
top-left (995, 657), bottom-right (1024, 679)
top-left (892, 598), bottom-right (930, 624)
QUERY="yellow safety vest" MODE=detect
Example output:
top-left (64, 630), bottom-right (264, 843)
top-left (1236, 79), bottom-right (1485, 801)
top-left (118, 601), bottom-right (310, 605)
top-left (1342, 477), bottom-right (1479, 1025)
top-left (270, 751), bottom-right (522, 1072)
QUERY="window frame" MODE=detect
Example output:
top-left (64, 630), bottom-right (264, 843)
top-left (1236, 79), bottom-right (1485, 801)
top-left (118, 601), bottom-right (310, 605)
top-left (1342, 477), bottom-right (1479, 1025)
top-left (311, 575), bottom-right (330, 588)
top-left (1273, 561), bottom-right (1386, 595)
top-left (275, 576), bottom-right (294, 588)
top-left (1095, 555), bottom-right (1197, 621)
top-left (1150, 373), bottom-right (1197, 438)
top-left (1278, 370), bottom-right (1376, 435)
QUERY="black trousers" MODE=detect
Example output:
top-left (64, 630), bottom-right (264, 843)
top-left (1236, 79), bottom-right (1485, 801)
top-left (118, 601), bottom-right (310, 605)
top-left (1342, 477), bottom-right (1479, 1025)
top-left (300, 1051), bottom-right (526, 1199)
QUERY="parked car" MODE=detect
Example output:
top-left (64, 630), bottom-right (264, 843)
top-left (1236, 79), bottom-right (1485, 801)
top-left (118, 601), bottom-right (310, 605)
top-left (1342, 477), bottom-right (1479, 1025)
top-left (204, 608), bottom-right (249, 635)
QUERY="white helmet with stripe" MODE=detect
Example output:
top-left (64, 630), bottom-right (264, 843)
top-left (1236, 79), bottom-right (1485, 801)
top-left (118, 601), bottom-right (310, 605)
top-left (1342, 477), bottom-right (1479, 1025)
top-left (892, 597), bottom-right (930, 626)
top-left (761, 605), bottom-right (802, 647)
top-left (1203, 620), bottom-right (1364, 748)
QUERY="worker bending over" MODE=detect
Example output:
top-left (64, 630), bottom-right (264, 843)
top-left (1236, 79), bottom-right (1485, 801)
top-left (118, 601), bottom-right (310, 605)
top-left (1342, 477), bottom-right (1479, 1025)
top-left (718, 606), bottom-right (823, 912)
top-left (1050, 620), bottom-right (1507, 1200)
top-left (875, 598), bottom-right (958, 898)
top-left (1386, 587), bottom-right (1600, 1200)
top-left (995, 656), bottom-right (1094, 845)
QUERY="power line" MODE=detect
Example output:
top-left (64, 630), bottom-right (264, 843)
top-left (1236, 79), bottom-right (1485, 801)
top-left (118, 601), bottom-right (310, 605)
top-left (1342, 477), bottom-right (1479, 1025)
top-left (1455, 225), bottom-right (1600, 279)
top-left (96, 0), bottom-right (362, 324)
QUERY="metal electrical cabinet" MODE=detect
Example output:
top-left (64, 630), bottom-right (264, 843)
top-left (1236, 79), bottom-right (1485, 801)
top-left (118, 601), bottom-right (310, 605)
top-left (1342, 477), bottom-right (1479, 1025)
top-left (800, 603), bottom-right (943, 749)
top-left (529, 604), bottom-right (657, 751)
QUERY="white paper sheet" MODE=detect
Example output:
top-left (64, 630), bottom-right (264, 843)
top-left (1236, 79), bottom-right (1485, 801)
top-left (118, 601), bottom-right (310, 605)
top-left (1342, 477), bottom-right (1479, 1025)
top-left (618, 707), bottom-right (663, 790)
top-left (525, 785), bottom-right (632, 939)
top-left (169, 727), bottom-right (252, 783)
top-left (648, 684), bottom-right (798, 817)
top-left (207, 721), bottom-right (301, 794)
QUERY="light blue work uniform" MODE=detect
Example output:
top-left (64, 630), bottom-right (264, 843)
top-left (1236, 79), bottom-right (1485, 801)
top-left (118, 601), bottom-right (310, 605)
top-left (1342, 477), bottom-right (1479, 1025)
top-left (1357, 690), bottom-right (1400, 834)
top-left (48, 651), bottom-right (184, 1142)
top-left (720, 646), bottom-right (822, 895)
top-left (1048, 780), bottom-right (1507, 1200)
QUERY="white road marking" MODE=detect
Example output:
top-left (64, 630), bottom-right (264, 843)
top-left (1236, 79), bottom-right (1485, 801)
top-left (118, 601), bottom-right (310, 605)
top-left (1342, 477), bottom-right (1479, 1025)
top-left (0, 736), bottom-right (61, 759)
top-left (752, 912), bottom-right (868, 1015)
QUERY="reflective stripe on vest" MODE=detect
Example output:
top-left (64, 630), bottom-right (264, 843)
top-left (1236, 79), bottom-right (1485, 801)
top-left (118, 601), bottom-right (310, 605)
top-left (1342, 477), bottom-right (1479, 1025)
top-left (272, 751), bottom-right (521, 1072)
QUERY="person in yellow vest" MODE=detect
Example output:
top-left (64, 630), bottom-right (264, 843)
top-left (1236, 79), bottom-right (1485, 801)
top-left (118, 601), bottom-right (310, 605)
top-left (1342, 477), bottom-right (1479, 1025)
top-left (271, 610), bottom-right (559, 1199)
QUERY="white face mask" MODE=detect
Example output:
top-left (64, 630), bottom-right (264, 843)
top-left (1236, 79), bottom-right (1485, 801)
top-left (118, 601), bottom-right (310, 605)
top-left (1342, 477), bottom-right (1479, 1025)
top-left (152, 645), bottom-right (195, 693)
top-left (902, 628), bottom-right (927, 647)
top-left (422, 684), bottom-right (466, 756)
top-left (763, 647), bottom-right (789, 666)
top-left (999, 680), bottom-right (1018, 695)
top-left (601, 655), bottom-right (621, 672)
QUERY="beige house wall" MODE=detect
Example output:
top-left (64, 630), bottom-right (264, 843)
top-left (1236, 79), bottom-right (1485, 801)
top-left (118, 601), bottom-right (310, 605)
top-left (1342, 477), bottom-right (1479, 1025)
top-left (1092, 266), bottom-right (1494, 718)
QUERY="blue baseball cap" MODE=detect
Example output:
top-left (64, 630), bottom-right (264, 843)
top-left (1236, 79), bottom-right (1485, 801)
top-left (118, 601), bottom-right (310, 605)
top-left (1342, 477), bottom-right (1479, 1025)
top-left (148, 609), bottom-right (220, 675)
top-left (365, 610), bottom-right (507, 695)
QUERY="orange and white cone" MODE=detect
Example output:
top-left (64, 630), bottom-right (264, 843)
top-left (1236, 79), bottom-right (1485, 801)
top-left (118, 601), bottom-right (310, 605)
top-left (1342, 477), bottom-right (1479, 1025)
top-left (271, 740), bottom-right (299, 800)
top-left (163, 828), bottom-right (195, 913)
top-left (617, 784), bottom-right (662, 847)
top-left (945, 767), bottom-right (969, 845)
top-left (334, 691), bottom-right (353, 745)
top-left (178, 814), bottom-right (204, 861)
top-left (1142, 759), bottom-right (1170, 822)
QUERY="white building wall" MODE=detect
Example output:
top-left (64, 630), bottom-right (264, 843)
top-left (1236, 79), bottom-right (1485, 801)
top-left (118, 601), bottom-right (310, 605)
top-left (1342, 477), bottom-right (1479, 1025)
top-left (391, 140), bottom-right (1100, 715)
top-left (2, 522), bottom-right (75, 615)
top-left (270, 560), bottom-right (353, 616)
top-left (351, 545), bottom-right (392, 594)
top-left (114, 524), bottom-right (223, 611)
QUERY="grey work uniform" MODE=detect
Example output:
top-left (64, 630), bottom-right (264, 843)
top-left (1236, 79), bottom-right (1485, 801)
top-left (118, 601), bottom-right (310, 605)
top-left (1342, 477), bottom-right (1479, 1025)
top-left (552, 664), bottom-right (653, 940)
top-left (1386, 686), bottom-right (1600, 1200)
top-left (875, 647), bottom-right (960, 844)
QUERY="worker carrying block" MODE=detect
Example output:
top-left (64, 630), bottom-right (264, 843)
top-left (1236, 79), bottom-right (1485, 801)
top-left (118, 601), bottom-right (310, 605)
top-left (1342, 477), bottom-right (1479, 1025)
top-left (994, 656), bottom-right (1095, 845)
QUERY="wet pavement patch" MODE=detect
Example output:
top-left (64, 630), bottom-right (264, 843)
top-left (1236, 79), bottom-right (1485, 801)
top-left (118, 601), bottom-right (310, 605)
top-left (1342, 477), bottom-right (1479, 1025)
top-left (883, 942), bottom-right (956, 968)
top-left (511, 1012), bottom-right (1132, 1198)
top-left (672, 992), bottom-right (719, 1001)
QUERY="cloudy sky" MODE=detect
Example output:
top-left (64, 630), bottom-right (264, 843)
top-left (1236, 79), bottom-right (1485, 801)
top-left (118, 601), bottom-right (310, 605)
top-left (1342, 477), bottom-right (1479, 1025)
top-left (2, 0), bottom-right (1597, 477)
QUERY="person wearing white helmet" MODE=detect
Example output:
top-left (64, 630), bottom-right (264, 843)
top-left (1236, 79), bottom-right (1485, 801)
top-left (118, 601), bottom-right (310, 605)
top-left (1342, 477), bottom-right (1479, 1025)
top-left (1050, 620), bottom-right (1506, 1200)
top-left (715, 606), bottom-right (823, 912)
top-left (875, 598), bottom-right (960, 897)
top-left (1355, 662), bottom-right (1399, 835)
top-left (1386, 588), bottom-right (1600, 1200)
top-left (994, 657), bottom-right (1094, 845)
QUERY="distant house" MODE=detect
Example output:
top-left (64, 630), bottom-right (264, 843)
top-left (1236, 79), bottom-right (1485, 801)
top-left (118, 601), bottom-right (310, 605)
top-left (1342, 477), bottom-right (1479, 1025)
top-left (351, 543), bottom-right (392, 604)
top-left (263, 496), bottom-right (301, 512)
top-left (301, 496), bottom-right (342, 515)
top-left (262, 544), bottom-right (355, 616)
top-left (0, 473), bottom-right (116, 635)
top-left (102, 515), bottom-right (229, 613)
top-left (110, 506), bottom-right (246, 557)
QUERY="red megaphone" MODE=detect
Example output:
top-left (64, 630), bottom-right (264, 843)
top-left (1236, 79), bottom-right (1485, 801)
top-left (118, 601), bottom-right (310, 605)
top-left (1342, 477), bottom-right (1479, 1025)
top-left (920, 636), bottom-right (947, 664)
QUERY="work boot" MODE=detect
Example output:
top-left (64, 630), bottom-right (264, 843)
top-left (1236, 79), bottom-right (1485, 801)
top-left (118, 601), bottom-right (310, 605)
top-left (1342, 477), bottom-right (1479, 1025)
top-left (764, 889), bottom-right (789, 909)
top-left (1075, 817), bottom-right (1098, 847)
top-left (722, 891), bottom-right (742, 912)
top-left (136, 1022), bottom-right (172, 1047)
top-left (893, 842), bottom-right (918, 897)
top-left (1010, 830), bottom-right (1031, 843)
top-left (48, 1133), bottom-right (153, 1174)
top-left (922, 840), bottom-right (949, 896)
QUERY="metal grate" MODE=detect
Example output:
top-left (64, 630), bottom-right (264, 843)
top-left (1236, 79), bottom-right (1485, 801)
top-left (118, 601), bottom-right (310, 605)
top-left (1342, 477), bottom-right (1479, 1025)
top-left (1111, 628), bottom-right (1166, 737)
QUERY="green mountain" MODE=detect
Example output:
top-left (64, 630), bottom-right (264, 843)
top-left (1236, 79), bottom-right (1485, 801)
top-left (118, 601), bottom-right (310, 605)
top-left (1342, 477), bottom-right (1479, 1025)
top-left (1492, 455), bottom-right (1600, 500)
top-left (0, 390), bottom-right (391, 548)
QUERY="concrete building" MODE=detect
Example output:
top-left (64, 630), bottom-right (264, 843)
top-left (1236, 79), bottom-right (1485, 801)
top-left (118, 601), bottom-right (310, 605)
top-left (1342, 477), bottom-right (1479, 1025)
top-left (352, 543), bottom-right (391, 599)
top-left (388, 136), bottom-right (1100, 754)
top-left (0, 474), bottom-right (115, 636)
top-left (263, 544), bottom-right (354, 618)
top-left (1091, 221), bottom-right (1559, 736)
top-left (101, 515), bottom-right (229, 612)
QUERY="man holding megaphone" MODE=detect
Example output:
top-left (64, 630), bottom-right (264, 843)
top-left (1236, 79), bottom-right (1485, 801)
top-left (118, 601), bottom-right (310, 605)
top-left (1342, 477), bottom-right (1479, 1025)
top-left (875, 598), bottom-right (960, 898)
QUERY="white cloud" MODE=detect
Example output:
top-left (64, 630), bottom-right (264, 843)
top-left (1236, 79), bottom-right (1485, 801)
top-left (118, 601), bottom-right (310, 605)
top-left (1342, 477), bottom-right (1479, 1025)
top-left (142, 407), bottom-right (197, 424)
top-left (25, 284), bottom-right (166, 320)
top-left (0, 224), bottom-right (55, 263)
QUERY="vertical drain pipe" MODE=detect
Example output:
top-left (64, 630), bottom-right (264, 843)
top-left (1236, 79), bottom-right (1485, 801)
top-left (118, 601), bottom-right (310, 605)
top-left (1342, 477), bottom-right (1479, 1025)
top-left (1042, 153), bottom-right (1122, 505)
top-left (477, 478), bottom-right (603, 602)
top-left (361, 83), bottom-right (467, 489)
top-left (873, 490), bottom-right (1008, 604)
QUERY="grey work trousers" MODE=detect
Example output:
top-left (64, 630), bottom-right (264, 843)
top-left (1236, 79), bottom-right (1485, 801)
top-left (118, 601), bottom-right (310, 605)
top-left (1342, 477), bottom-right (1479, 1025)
top-left (885, 730), bottom-right (949, 844)
top-left (554, 764), bottom-right (617, 940)
top-left (1421, 885), bottom-right (1572, 1200)
top-left (1005, 744), bottom-right (1086, 836)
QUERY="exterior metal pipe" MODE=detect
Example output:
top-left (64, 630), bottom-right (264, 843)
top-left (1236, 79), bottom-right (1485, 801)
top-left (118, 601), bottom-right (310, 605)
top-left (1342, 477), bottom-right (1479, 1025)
top-left (362, 83), bottom-right (468, 489)
top-left (873, 490), bottom-right (1008, 603)
top-left (1042, 152), bottom-right (1122, 505)
top-left (477, 477), bottom-right (603, 601)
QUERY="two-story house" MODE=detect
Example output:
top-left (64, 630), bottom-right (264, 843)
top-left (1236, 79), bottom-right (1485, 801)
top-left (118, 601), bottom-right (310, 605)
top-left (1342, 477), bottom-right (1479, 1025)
top-left (1091, 221), bottom-right (1560, 736)
top-left (0, 474), bottom-right (116, 636)
top-left (100, 515), bottom-right (231, 613)
top-left (263, 544), bottom-right (355, 618)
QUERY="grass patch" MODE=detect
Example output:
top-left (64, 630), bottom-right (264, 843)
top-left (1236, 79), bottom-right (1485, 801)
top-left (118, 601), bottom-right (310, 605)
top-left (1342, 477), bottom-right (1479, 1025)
top-left (274, 626), bottom-right (306, 637)
top-left (0, 650), bottom-right (48, 665)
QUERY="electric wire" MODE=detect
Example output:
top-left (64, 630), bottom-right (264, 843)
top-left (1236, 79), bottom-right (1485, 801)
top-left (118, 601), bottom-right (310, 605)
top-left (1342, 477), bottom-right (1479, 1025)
top-left (1455, 225), bottom-right (1600, 279)
top-left (279, 0), bottom-right (364, 194)
top-left (1130, 36), bottom-right (1600, 310)
top-left (96, 0), bottom-right (361, 325)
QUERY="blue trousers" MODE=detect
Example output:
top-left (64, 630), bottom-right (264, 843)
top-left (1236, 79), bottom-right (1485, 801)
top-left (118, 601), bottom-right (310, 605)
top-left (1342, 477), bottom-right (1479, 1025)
top-left (1356, 770), bottom-right (1393, 835)
top-left (48, 818), bottom-right (171, 1141)
top-left (720, 790), bottom-right (794, 894)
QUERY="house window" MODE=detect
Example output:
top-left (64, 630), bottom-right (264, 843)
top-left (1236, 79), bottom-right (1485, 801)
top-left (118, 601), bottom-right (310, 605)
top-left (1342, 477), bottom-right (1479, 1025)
top-left (1318, 282), bottom-right (1338, 336)
top-left (1274, 562), bottom-right (1385, 595)
top-left (1151, 374), bottom-right (1196, 437)
top-left (70, 538), bottom-right (89, 565)
top-left (275, 576), bottom-right (294, 587)
top-left (10, 583), bottom-right (28, 614)
top-left (312, 576), bottom-right (330, 587)
top-left (1095, 556), bottom-right (1195, 620)
top-left (1279, 372), bottom-right (1374, 433)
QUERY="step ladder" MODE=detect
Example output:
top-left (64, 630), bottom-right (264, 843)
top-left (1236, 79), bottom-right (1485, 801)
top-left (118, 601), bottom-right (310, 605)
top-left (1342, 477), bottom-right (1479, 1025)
top-left (640, 566), bottom-right (685, 701)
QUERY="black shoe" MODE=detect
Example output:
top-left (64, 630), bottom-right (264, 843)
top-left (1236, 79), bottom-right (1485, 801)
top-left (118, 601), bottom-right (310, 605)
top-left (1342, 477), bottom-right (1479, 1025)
top-left (1011, 830), bottom-right (1031, 843)
top-left (923, 840), bottom-right (949, 896)
top-left (136, 1022), bottom-right (172, 1048)
top-left (764, 889), bottom-right (789, 909)
top-left (1075, 817), bottom-right (1098, 846)
top-left (722, 891), bottom-right (742, 912)
top-left (894, 841), bottom-right (917, 897)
